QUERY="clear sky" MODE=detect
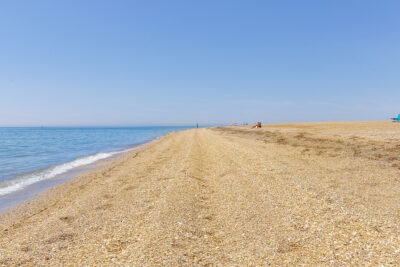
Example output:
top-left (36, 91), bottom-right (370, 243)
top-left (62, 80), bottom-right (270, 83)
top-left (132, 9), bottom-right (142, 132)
top-left (1, 1), bottom-right (399, 126)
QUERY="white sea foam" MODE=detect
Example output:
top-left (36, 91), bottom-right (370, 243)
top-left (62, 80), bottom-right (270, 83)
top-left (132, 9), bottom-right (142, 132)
top-left (0, 151), bottom-right (122, 196)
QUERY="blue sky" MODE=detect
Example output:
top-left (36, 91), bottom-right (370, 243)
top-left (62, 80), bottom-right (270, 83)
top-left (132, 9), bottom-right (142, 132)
top-left (0, 1), bottom-right (399, 126)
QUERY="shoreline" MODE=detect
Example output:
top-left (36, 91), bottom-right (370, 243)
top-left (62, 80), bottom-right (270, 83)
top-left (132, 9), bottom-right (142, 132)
top-left (0, 132), bottom-right (170, 215)
top-left (0, 132), bottom-right (166, 225)
top-left (1, 122), bottom-right (400, 265)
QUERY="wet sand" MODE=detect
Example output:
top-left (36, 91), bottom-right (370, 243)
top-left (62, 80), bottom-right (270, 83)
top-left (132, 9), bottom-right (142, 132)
top-left (1, 121), bottom-right (400, 265)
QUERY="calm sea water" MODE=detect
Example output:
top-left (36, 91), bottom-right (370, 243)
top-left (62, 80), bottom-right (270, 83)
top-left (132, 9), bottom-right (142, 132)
top-left (0, 126), bottom-right (192, 198)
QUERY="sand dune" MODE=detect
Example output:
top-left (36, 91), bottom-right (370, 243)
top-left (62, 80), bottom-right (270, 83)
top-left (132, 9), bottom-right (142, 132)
top-left (1, 121), bottom-right (400, 265)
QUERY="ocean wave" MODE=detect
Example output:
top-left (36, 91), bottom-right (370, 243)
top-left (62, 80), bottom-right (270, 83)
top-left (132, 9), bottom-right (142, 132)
top-left (0, 151), bottom-right (121, 196)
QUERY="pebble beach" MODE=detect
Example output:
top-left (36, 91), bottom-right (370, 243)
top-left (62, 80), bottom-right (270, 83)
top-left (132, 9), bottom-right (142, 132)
top-left (1, 121), bottom-right (400, 265)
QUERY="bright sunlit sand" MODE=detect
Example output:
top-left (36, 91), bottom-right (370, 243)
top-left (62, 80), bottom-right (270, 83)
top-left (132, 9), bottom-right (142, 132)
top-left (1, 121), bottom-right (400, 265)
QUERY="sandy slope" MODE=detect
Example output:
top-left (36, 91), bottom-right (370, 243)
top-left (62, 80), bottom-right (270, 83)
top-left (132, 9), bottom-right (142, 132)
top-left (1, 121), bottom-right (400, 265)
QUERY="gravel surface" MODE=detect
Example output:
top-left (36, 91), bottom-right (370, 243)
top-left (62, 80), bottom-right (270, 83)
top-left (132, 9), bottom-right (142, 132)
top-left (1, 121), bottom-right (400, 265)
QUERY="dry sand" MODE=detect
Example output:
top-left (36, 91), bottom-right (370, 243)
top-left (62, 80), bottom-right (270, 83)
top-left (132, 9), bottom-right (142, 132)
top-left (1, 121), bottom-right (400, 265)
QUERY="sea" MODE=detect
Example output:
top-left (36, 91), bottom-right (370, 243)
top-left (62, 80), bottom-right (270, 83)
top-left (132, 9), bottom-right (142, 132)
top-left (0, 126), bottom-right (192, 212)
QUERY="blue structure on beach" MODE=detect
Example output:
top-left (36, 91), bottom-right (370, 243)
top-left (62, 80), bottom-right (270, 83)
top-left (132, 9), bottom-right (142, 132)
top-left (391, 114), bottom-right (400, 122)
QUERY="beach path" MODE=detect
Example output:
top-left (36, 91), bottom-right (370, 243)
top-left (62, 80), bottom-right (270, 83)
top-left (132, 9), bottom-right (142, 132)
top-left (1, 121), bottom-right (400, 265)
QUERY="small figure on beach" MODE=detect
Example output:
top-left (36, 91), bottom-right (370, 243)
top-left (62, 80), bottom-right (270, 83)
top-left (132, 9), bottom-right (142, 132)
top-left (251, 122), bottom-right (262, 129)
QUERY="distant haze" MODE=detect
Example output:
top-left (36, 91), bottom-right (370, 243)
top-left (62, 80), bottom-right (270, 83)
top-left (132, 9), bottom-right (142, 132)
top-left (1, 1), bottom-right (399, 126)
